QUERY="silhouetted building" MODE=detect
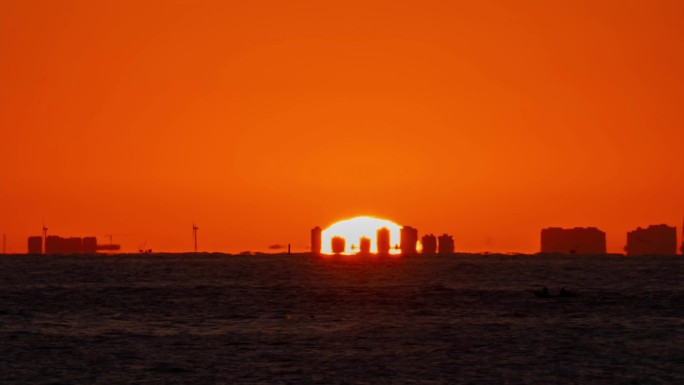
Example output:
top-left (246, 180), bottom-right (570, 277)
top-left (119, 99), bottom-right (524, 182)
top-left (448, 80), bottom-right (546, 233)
top-left (83, 237), bottom-right (98, 254)
top-left (331, 236), bottom-right (345, 254)
top-left (28, 236), bottom-right (42, 254)
top-left (421, 234), bottom-right (437, 255)
top-left (541, 227), bottom-right (606, 255)
top-left (359, 237), bottom-right (371, 254)
top-left (311, 226), bottom-right (322, 255)
top-left (45, 236), bottom-right (81, 254)
top-left (625, 224), bottom-right (677, 255)
top-left (45, 236), bottom-right (65, 254)
top-left (400, 226), bottom-right (418, 256)
top-left (377, 227), bottom-right (390, 255)
top-left (438, 233), bottom-right (454, 255)
top-left (65, 237), bottom-right (82, 254)
top-left (40, 235), bottom-right (119, 254)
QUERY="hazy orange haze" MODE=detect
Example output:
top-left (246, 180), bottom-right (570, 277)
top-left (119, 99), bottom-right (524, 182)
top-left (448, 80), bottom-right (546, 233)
top-left (1, 0), bottom-right (683, 253)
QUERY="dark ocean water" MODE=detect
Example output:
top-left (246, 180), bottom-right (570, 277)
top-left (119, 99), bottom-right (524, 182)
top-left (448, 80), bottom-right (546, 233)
top-left (1, 254), bottom-right (683, 384)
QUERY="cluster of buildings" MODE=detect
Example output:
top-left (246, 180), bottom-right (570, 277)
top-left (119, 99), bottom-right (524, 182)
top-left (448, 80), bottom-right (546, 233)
top-left (312, 223), bottom-right (682, 257)
top-left (20, 222), bottom-right (682, 256)
top-left (27, 235), bottom-right (120, 255)
top-left (311, 226), bottom-right (456, 256)
top-left (540, 224), bottom-right (680, 255)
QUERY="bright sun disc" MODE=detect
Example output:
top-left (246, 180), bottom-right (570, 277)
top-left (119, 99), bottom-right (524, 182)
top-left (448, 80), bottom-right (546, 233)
top-left (321, 216), bottom-right (402, 255)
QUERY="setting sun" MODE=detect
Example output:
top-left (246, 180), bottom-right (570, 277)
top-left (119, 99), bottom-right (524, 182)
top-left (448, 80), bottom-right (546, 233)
top-left (321, 216), bottom-right (402, 255)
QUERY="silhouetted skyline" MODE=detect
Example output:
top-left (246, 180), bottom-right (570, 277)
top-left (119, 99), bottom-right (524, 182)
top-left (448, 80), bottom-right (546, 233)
top-left (11, 219), bottom-right (684, 256)
top-left (305, 219), bottom-right (682, 257)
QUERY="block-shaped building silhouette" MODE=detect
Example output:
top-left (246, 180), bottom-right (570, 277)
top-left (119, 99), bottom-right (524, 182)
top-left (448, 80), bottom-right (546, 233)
top-left (625, 224), bottom-right (677, 255)
top-left (311, 226), bottom-right (322, 255)
top-left (359, 237), bottom-right (371, 254)
top-left (421, 234), bottom-right (437, 254)
top-left (83, 237), bottom-right (98, 254)
top-left (400, 226), bottom-right (418, 256)
top-left (541, 227), bottom-right (606, 255)
top-left (377, 227), bottom-right (391, 255)
top-left (331, 236), bottom-right (346, 254)
top-left (438, 234), bottom-right (454, 255)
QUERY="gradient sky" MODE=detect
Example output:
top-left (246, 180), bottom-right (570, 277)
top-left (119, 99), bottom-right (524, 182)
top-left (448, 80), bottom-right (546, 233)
top-left (1, 0), bottom-right (683, 254)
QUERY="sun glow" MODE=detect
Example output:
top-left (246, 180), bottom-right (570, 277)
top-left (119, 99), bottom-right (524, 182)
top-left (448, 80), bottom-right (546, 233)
top-left (321, 216), bottom-right (402, 255)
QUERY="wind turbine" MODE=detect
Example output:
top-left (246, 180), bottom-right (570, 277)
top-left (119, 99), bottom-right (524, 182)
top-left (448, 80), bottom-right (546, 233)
top-left (192, 223), bottom-right (198, 253)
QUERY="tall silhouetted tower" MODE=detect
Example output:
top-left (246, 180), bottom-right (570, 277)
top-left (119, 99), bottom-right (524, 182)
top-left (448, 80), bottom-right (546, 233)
top-left (331, 236), bottom-right (346, 254)
top-left (625, 224), bottom-right (677, 255)
top-left (377, 227), bottom-right (390, 255)
top-left (421, 234), bottom-right (437, 255)
top-left (541, 227), bottom-right (606, 255)
top-left (438, 234), bottom-right (454, 255)
top-left (400, 226), bottom-right (418, 256)
top-left (359, 237), bottom-right (371, 254)
top-left (311, 226), bottom-right (322, 255)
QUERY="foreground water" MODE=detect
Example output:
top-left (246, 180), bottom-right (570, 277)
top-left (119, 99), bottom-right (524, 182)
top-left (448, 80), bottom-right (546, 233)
top-left (1, 254), bottom-right (683, 384)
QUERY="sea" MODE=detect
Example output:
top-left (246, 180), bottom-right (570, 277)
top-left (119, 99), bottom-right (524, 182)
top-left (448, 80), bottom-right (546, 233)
top-left (1, 254), bottom-right (682, 384)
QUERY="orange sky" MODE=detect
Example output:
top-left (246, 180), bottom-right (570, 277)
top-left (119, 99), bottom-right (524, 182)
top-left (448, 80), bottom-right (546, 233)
top-left (1, 0), bottom-right (683, 254)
